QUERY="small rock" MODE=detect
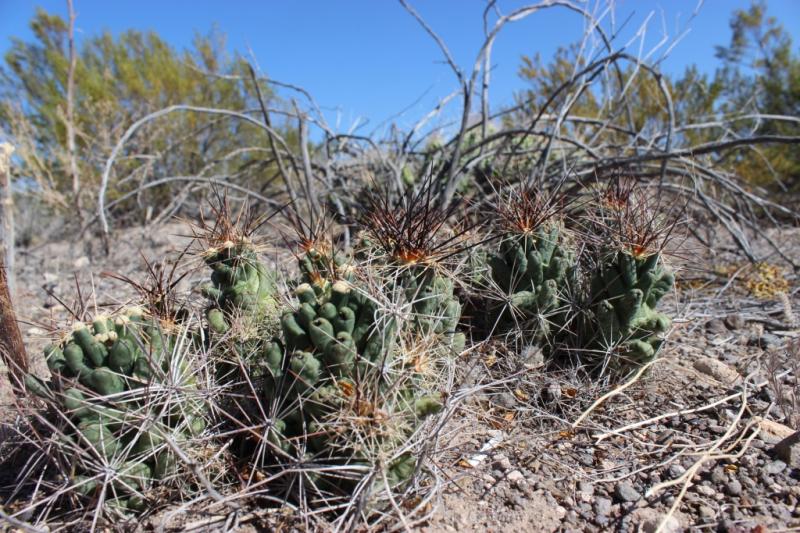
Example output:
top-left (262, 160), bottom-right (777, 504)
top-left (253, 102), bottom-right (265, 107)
top-left (764, 459), bottom-right (786, 475)
top-left (708, 424), bottom-right (727, 435)
top-left (669, 464), bottom-right (686, 478)
top-left (696, 484), bottom-right (716, 497)
top-left (725, 480), bottom-right (742, 496)
top-left (594, 496), bottom-right (612, 517)
top-left (698, 505), bottom-right (715, 520)
top-left (772, 430), bottom-right (800, 468)
top-left (749, 332), bottom-right (782, 349)
top-left (578, 481), bottom-right (594, 495)
top-left (73, 256), bottom-right (90, 269)
top-left (506, 470), bottom-right (524, 485)
top-left (724, 313), bottom-right (746, 330)
top-left (693, 356), bottom-right (742, 385)
top-left (493, 454), bottom-right (512, 471)
top-left (711, 466), bottom-right (727, 484)
top-left (629, 507), bottom-right (683, 533)
top-left (705, 319), bottom-right (728, 334)
top-left (614, 482), bottom-right (641, 502)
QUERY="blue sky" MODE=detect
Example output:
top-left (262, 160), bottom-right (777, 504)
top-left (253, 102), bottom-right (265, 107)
top-left (1, 1), bottom-right (799, 135)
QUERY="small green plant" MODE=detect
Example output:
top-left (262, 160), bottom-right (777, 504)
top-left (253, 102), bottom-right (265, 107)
top-left (579, 172), bottom-right (680, 373)
top-left (586, 250), bottom-right (674, 367)
top-left (482, 184), bottom-right (574, 345)
top-left (24, 307), bottom-right (208, 513)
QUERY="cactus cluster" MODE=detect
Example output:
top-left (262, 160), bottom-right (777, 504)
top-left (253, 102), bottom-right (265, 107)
top-left (25, 308), bottom-right (206, 511)
top-left (488, 223), bottom-right (572, 343)
top-left (587, 250), bottom-right (674, 369)
top-left (254, 248), bottom-right (443, 492)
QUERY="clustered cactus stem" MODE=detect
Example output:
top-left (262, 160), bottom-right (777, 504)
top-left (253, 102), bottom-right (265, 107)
top-left (202, 238), bottom-right (279, 328)
top-left (488, 222), bottom-right (573, 343)
top-left (483, 184), bottom-right (574, 344)
top-left (25, 307), bottom-right (207, 512)
top-left (578, 172), bottom-right (680, 372)
top-left (587, 250), bottom-right (674, 370)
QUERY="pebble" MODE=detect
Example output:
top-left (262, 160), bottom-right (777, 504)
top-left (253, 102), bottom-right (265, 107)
top-left (698, 505), bottom-right (715, 520)
top-left (669, 464), bottom-right (686, 478)
top-left (764, 459), bottom-right (787, 475)
top-left (696, 485), bottom-right (716, 497)
top-left (772, 430), bottom-right (800, 467)
top-left (725, 479), bottom-right (743, 496)
top-left (594, 497), bottom-right (612, 518)
top-left (711, 466), bottom-right (727, 484)
top-left (724, 313), bottom-right (746, 330)
top-left (634, 510), bottom-right (682, 533)
top-left (749, 332), bottom-right (782, 349)
top-left (693, 356), bottom-right (742, 384)
top-left (493, 454), bottom-right (512, 472)
top-left (705, 319), bottom-right (728, 334)
top-left (614, 482), bottom-right (641, 502)
top-left (506, 470), bottom-right (524, 485)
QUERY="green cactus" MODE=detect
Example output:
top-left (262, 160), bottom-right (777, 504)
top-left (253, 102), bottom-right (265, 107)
top-left (487, 223), bottom-right (573, 343)
top-left (201, 237), bottom-right (284, 384)
top-left (587, 251), bottom-right (674, 370)
top-left (201, 239), bottom-right (279, 325)
top-left (400, 267), bottom-right (465, 352)
top-left (251, 248), bottom-right (445, 497)
top-left (25, 308), bottom-right (206, 512)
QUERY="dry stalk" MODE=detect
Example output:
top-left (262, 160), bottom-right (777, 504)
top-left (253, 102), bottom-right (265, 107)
top-left (593, 368), bottom-right (790, 443)
top-left (647, 388), bottom-right (759, 533)
top-left (571, 359), bottom-right (657, 431)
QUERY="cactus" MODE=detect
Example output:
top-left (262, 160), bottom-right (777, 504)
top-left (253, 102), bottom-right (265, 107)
top-left (267, 278), bottom-right (396, 434)
top-left (25, 308), bottom-right (206, 512)
top-left (202, 239), bottom-right (279, 324)
top-left (399, 266), bottom-right (465, 353)
top-left (587, 250), bottom-right (674, 370)
top-left (230, 235), bottom-right (450, 500)
top-left (200, 234), bottom-right (284, 386)
top-left (487, 222), bottom-right (573, 343)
